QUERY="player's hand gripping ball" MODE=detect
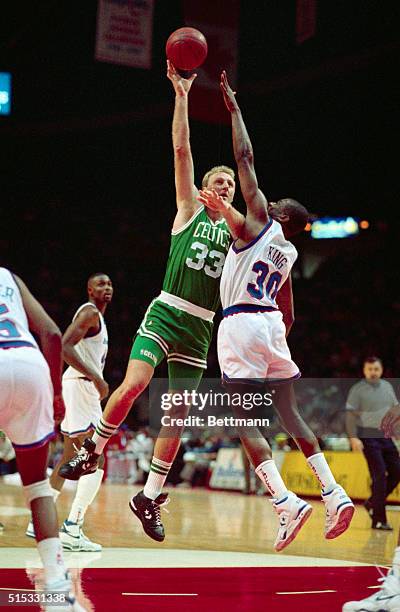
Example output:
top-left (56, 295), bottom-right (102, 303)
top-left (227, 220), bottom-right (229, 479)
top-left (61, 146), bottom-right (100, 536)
top-left (166, 27), bottom-right (208, 71)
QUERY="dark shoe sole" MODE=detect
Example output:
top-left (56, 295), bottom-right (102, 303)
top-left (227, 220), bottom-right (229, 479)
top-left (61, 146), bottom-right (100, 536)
top-left (59, 466), bottom-right (96, 481)
top-left (129, 500), bottom-right (165, 542)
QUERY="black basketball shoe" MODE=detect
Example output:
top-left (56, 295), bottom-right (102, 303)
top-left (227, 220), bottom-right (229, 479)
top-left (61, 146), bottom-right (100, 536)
top-left (129, 490), bottom-right (169, 542)
top-left (59, 438), bottom-right (100, 480)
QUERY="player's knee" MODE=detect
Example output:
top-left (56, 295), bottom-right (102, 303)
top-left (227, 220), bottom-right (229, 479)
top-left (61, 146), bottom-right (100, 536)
top-left (118, 377), bottom-right (147, 402)
top-left (23, 479), bottom-right (53, 508)
top-left (167, 402), bottom-right (190, 420)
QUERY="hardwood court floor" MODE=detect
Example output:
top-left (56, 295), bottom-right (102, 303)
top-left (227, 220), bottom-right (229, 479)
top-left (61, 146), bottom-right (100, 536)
top-left (1, 480), bottom-right (399, 611)
top-left (1, 479), bottom-right (399, 566)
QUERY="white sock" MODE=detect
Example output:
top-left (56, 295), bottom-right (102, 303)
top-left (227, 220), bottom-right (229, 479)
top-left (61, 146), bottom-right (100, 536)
top-left (143, 457), bottom-right (172, 500)
top-left (37, 537), bottom-right (66, 584)
top-left (393, 547), bottom-right (400, 577)
top-left (255, 460), bottom-right (288, 499)
top-left (307, 453), bottom-right (337, 491)
top-left (67, 469), bottom-right (104, 524)
top-left (92, 418), bottom-right (119, 454)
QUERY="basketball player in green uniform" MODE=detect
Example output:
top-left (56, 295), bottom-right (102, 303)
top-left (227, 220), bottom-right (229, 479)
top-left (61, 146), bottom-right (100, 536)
top-left (60, 61), bottom-right (245, 541)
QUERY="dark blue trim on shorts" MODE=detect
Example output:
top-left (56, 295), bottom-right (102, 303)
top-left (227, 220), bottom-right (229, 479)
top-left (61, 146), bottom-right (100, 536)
top-left (232, 218), bottom-right (273, 253)
top-left (266, 371), bottom-right (302, 385)
top-left (12, 429), bottom-right (55, 451)
top-left (60, 423), bottom-right (96, 437)
top-left (223, 371), bottom-right (301, 387)
top-left (222, 304), bottom-right (278, 318)
top-left (0, 341), bottom-right (36, 349)
top-left (222, 372), bottom-right (266, 387)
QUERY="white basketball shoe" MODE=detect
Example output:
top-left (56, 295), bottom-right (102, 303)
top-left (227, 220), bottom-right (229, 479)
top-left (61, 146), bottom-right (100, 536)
top-left (45, 571), bottom-right (87, 611)
top-left (342, 571), bottom-right (400, 611)
top-left (272, 491), bottom-right (313, 552)
top-left (322, 485), bottom-right (354, 539)
top-left (59, 521), bottom-right (102, 552)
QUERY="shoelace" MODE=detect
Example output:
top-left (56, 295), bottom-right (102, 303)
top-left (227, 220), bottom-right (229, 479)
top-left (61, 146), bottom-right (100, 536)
top-left (68, 444), bottom-right (89, 467)
top-left (152, 497), bottom-right (171, 525)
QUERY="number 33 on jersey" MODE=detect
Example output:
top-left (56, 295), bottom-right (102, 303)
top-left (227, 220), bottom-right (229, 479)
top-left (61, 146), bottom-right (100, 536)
top-left (163, 206), bottom-right (230, 313)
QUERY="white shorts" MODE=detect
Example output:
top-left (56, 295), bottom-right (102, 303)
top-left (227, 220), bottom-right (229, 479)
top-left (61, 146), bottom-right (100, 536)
top-left (218, 310), bottom-right (300, 383)
top-left (0, 347), bottom-right (54, 449)
top-left (60, 378), bottom-right (102, 438)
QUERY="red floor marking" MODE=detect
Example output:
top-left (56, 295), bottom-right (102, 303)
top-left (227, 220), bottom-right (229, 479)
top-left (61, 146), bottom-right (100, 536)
top-left (0, 566), bottom-right (386, 611)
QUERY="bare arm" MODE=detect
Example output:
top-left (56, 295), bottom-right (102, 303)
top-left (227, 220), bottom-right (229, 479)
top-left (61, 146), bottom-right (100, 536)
top-left (345, 411), bottom-right (363, 451)
top-left (275, 275), bottom-right (294, 337)
top-left (196, 188), bottom-right (245, 239)
top-left (14, 275), bottom-right (62, 397)
top-left (220, 71), bottom-right (268, 228)
top-left (62, 306), bottom-right (109, 399)
top-left (167, 61), bottom-right (200, 231)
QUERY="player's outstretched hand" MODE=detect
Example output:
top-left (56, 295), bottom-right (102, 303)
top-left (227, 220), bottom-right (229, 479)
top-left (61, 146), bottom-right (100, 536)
top-left (94, 376), bottom-right (109, 400)
top-left (381, 405), bottom-right (400, 437)
top-left (220, 70), bottom-right (239, 113)
top-left (167, 60), bottom-right (197, 97)
top-left (197, 188), bottom-right (230, 212)
top-left (53, 394), bottom-right (66, 425)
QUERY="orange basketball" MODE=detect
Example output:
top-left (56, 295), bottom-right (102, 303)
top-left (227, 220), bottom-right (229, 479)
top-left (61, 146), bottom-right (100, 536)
top-left (166, 27), bottom-right (208, 71)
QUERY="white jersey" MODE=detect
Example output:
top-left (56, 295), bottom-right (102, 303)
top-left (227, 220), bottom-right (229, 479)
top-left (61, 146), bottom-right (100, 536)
top-left (63, 302), bottom-right (108, 380)
top-left (0, 267), bottom-right (38, 348)
top-left (220, 219), bottom-right (298, 312)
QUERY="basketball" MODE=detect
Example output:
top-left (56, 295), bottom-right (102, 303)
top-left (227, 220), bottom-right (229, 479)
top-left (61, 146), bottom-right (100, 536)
top-left (166, 27), bottom-right (208, 71)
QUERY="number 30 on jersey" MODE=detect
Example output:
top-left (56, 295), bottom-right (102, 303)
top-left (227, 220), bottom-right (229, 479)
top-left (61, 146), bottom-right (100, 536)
top-left (247, 261), bottom-right (282, 301)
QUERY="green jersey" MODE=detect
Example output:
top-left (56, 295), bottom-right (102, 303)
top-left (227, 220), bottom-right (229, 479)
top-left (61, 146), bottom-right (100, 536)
top-left (162, 206), bottom-right (230, 313)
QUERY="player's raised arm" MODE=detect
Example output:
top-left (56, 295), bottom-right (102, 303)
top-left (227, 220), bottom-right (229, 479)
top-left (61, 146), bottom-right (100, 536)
top-left (167, 60), bottom-right (200, 231)
top-left (14, 275), bottom-right (63, 404)
top-left (62, 306), bottom-right (109, 399)
top-left (220, 71), bottom-right (268, 227)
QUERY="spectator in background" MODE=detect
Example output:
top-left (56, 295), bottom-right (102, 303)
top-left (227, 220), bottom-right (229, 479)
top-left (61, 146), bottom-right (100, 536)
top-left (346, 356), bottom-right (400, 530)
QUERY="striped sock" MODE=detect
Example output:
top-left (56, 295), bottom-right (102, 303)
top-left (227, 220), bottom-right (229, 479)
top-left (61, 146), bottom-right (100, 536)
top-left (143, 457), bottom-right (172, 500)
top-left (92, 418), bottom-right (119, 454)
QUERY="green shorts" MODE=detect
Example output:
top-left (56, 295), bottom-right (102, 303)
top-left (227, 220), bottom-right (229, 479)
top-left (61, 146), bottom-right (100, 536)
top-left (130, 298), bottom-right (213, 389)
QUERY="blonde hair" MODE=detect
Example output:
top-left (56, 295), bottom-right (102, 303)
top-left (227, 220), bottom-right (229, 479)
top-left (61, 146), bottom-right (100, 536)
top-left (201, 165), bottom-right (235, 188)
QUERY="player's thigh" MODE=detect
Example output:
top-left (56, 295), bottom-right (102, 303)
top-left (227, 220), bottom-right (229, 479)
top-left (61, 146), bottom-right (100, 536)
top-left (217, 315), bottom-right (268, 381)
top-left (61, 378), bottom-right (102, 439)
top-left (127, 335), bottom-right (163, 389)
top-left (15, 443), bottom-right (50, 486)
top-left (267, 314), bottom-right (300, 381)
top-left (1, 349), bottom-right (54, 449)
top-left (168, 360), bottom-right (205, 393)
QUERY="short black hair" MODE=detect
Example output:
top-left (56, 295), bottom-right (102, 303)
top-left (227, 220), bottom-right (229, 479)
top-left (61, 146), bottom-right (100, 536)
top-left (363, 355), bottom-right (383, 366)
top-left (277, 198), bottom-right (309, 236)
top-left (87, 272), bottom-right (108, 283)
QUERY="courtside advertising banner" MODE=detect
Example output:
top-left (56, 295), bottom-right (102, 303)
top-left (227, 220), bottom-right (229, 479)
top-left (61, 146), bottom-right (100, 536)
top-left (95, 0), bottom-right (154, 69)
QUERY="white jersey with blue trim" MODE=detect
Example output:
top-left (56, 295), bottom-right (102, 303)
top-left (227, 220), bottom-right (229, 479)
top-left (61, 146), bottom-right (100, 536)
top-left (0, 267), bottom-right (38, 348)
top-left (220, 219), bottom-right (298, 311)
top-left (63, 302), bottom-right (108, 380)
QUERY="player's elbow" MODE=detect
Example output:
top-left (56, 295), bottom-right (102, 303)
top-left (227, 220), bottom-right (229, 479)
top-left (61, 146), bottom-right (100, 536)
top-left (42, 326), bottom-right (62, 347)
top-left (236, 147), bottom-right (254, 166)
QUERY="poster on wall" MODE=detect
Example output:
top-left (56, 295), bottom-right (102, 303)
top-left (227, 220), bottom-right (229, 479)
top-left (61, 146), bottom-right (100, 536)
top-left (95, 0), bottom-right (154, 69)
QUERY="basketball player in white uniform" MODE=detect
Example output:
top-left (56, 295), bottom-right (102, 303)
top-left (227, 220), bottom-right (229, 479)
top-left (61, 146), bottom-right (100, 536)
top-left (197, 71), bottom-right (354, 552)
top-left (0, 267), bottom-right (85, 611)
top-left (26, 272), bottom-right (113, 552)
